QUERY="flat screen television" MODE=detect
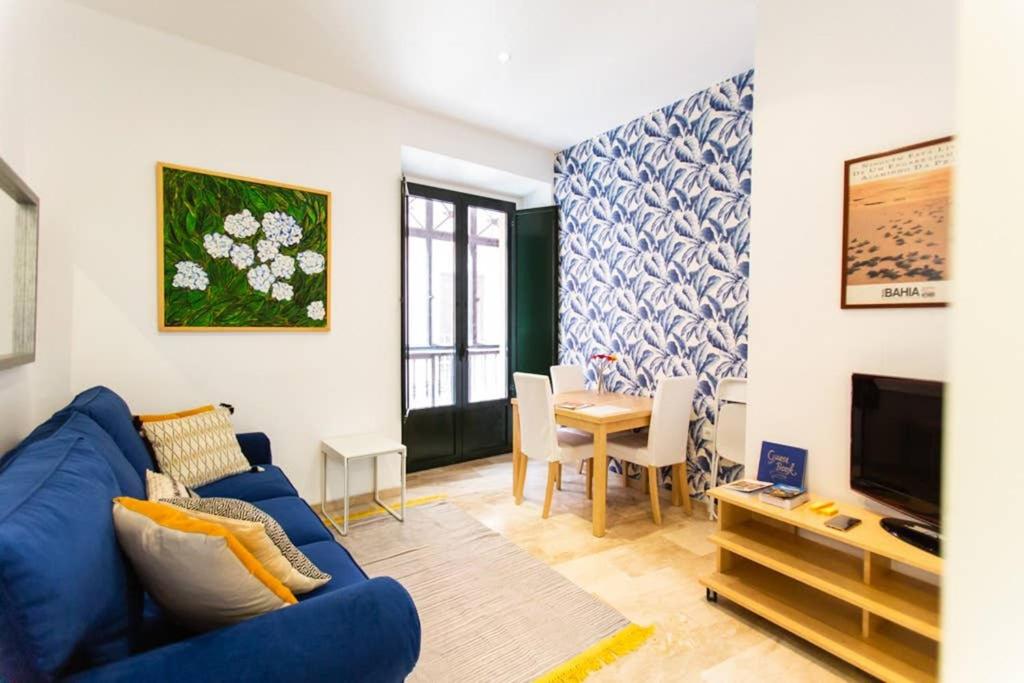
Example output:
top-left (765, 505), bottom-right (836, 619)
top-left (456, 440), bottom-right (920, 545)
top-left (850, 373), bottom-right (943, 554)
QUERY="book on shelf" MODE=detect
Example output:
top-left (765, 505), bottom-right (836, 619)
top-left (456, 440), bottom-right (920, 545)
top-left (723, 479), bottom-right (774, 493)
top-left (759, 484), bottom-right (809, 510)
top-left (756, 441), bottom-right (807, 488)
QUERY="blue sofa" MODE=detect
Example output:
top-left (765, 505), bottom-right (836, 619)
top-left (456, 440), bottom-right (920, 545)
top-left (0, 386), bottom-right (421, 682)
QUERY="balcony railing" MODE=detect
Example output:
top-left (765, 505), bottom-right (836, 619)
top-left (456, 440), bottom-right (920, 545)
top-left (406, 345), bottom-right (506, 410)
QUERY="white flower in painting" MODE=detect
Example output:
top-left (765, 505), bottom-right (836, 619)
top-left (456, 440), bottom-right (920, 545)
top-left (171, 261), bottom-right (209, 291)
top-left (271, 282), bottom-right (293, 301)
top-left (230, 243), bottom-right (255, 270)
top-left (270, 254), bottom-right (295, 280)
top-left (203, 232), bottom-right (233, 259)
top-left (262, 211), bottom-right (302, 246)
top-left (223, 209), bottom-right (260, 238)
top-left (306, 300), bottom-right (325, 321)
top-left (256, 239), bottom-right (279, 263)
top-left (247, 264), bottom-right (274, 293)
top-left (297, 250), bottom-right (325, 275)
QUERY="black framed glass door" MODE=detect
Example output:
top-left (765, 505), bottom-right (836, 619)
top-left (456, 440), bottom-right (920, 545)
top-left (401, 182), bottom-right (513, 471)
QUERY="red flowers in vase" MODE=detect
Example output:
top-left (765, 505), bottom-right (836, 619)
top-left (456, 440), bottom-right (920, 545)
top-left (589, 353), bottom-right (618, 394)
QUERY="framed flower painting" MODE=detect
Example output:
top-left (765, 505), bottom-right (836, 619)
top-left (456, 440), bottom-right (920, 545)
top-left (157, 163), bottom-right (330, 331)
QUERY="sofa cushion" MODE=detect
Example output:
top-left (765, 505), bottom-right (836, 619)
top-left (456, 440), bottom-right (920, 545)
top-left (0, 435), bottom-right (142, 680)
top-left (53, 413), bottom-right (146, 499)
top-left (62, 386), bottom-right (155, 481)
top-left (251, 496), bottom-right (332, 546)
top-left (137, 593), bottom-right (188, 652)
top-left (195, 465), bottom-right (297, 502)
top-left (294, 541), bottom-right (368, 600)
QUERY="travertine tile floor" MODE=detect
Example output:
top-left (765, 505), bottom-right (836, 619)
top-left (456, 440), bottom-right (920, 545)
top-left (340, 454), bottom-right (873, 682)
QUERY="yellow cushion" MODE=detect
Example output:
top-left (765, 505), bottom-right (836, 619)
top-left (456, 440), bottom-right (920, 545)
top-left (112, 497), bottom-right (296, 631)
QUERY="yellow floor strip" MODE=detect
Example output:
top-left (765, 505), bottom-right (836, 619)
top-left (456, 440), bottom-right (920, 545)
top-left (532, 623), bottom-right (654, 683)
top-left (327, 493), bottom-right (447, 525)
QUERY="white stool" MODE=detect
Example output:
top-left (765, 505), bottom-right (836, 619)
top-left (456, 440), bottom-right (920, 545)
top-left (320, 433), bottom-right (406, 536)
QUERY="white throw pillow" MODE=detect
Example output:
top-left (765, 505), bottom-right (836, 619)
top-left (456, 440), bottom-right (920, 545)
top-left (140, 406), bottom-right (250, 488)
top-left (112, 497), bottom-right (296, 631)
top-left (145, 469), bottom-right (199, 500)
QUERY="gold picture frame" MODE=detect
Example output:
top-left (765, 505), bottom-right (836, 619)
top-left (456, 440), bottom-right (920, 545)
top-left (156, 162), bottom-right (331, 331)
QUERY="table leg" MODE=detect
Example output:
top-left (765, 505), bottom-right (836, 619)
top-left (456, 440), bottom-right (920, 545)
top-left (592, 426), bottom-right (608, 537)
top-left (372, 451), bottom-right (405, 523)
top-left (342, 457), bottom-right (350, 536)
top-left (320, 449), bottom-right (327, 512)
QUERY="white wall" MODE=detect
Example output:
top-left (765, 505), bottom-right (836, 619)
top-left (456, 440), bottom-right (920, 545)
top-left (943, 2), bottom-right (1024, 678)
top-left (0, 1), bottom-right (74, 451)
top-left (747, 0), bottom-right (955, 505)
top-left (2, 0), bottom-right (554, 499)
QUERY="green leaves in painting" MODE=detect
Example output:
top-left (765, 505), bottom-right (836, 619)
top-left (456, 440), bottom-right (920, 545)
top-left (160, 166), bottom-right (329, 329)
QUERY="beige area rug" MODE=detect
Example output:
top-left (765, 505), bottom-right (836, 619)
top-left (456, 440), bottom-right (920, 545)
top-left (333, 500), bottom-right (651, 682)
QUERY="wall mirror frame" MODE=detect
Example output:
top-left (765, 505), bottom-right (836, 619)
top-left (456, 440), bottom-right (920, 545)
top-left (0, 155), bottom-right (39, 371)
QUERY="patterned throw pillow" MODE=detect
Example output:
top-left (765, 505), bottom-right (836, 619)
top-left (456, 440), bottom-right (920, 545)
top-left (112, 497), bottom-right (296, 631)
top-left (145, 470), bottom-right (199, 501)
top-left (140, 407), bottom-right (250, 488)
top-left (163, 497), bottom-right (331, 594)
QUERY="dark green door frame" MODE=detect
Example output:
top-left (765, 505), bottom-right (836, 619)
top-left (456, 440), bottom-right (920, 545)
top-left (401, 181), bottom-right (517, 472)
top-left (510, 206), bottom-right (560, 387)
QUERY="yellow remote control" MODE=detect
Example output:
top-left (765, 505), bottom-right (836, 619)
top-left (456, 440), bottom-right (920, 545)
top-left (810, 500), bottom-right (837, 515)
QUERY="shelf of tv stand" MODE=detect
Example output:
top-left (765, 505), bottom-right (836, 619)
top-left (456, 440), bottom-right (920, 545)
top-left (700, 486), bottom-right (942, 683)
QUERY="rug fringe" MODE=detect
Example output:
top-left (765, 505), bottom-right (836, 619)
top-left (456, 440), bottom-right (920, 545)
top-left (328, 493), bottom-right (447, 524)
top-left (532, 623), bottom-right (654, 683)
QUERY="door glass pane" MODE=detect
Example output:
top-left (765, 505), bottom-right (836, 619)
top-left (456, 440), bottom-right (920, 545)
top-left (405, 196), bottom-right (455, 409)
top-left (467, 205), bottom-right (508, 402)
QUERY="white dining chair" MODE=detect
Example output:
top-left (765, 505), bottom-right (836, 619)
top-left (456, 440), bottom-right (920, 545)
top-left (710, 377), bottom-right (747, 519)
top-left (513, 372), bottom-right (595, 518)
top-left (550, 364), bottom-right (589, 476)
top-left (550, 364), bottom-right (586, 395)
top-left (606, 375), bottom-right (698, 523)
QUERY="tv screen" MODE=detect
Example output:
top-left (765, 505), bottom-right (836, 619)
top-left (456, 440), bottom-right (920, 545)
top-left (850, 373), bottom-right (943, 524)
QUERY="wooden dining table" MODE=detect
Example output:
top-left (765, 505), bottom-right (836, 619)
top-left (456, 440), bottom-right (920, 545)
top-left (510, 389), bottom-right (654, 538)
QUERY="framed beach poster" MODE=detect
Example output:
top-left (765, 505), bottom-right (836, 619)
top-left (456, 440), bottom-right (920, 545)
top-left (841, 137), bottom-right (953, 308)
top-left (157, 163), bottom-right (330, 331)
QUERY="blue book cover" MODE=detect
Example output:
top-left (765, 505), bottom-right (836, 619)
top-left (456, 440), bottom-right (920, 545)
top-left (757, 441), bottom-right (807, 488)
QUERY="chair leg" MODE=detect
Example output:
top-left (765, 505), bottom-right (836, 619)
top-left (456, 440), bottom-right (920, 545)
top-left (586, 459), bottom-right (594, 500)
top-left (647, 465), bottom-right (662, 525)
top-left (556, 463), bottom-right (562, 491)
top-left (672, 462), bottom-right (691, 514)
top-left (641, 466), bottom-right (649, 492)
top-left (515, 456), bottom-right (527, 505)
top-left (671, 463), bottom-right (682, 507)
top-left (512, 452), bottom-right (520, 498)
top-left (622, 461), bottom-right (630, 486)
top-left (543, 462), bottom-right (558, 518)
top-left (578, 461), bottom-right (585, 475)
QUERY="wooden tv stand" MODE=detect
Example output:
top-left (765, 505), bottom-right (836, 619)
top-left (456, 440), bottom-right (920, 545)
top-left (700, 486), bottom-right (941, 683)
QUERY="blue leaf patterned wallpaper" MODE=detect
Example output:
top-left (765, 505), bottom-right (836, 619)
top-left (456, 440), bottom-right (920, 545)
top-left (553, 69), bottom-right (753, 498)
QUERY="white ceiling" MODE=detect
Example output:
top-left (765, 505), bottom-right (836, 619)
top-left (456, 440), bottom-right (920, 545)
top-left (67, 0), bottom-right (755, 151)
